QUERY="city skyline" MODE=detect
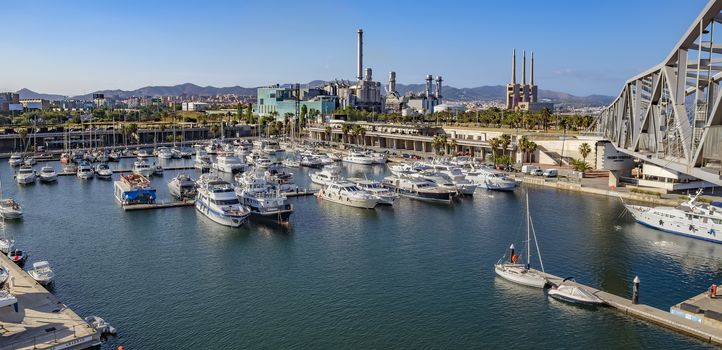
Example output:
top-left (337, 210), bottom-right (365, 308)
top-left (0, 0), bottom-right (707, 97)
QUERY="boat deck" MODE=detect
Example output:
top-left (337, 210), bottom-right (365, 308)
top-left (58, 165), bottom-right (196, 176)
top-left (0, 255), bottom-right (99, 350)
top-left (541, 272), bottom-right (722, 345)
top-left (285, 190), bottom-right (318, 197)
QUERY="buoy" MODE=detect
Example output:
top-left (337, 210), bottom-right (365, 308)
top-left (118, 346), bottom-right (124, 350)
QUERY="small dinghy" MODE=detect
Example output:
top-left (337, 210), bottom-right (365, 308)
top-left (7, 249), bottom-right (27, 267)
top-left (547, 278), bottom-right (605, 306)
top-left (85, 315), bottom-right (117, 336)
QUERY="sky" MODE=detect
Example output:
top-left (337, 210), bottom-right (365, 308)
top-left (0, 0), bottom-right (709, 97)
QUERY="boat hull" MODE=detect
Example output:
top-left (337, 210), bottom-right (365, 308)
top-left (195, 199), bottom-right (248, 227)
top-left (494, 264), bottom-right (547, 288)
top-left (626, 204), bottom-right (722, 244)
top-left (316, 192), bottom-right (378, 209)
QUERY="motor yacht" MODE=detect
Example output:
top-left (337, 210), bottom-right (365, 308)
top-left (7, 249), bottom-right (28, 267)
top-left (0, 290), bottom-right (17, 308)
top-left (348, 178), bottom-right (398, 205)
top-left (157, 147), bottom-right (173, 160)
top-left (310, 165), bottom-right (342, 186)
top-left (168, 174), bottom-right (197, 200)
top-left (28, 261), bottom-right (54, 286)
top-left (77, 161), bottom-right (94, 180)
top-left (465, 167), bottom-right (518, 191)
top-left (0, 199), bottom-right (23, 220)
top-left (132, 160), bottom-right (153, 177)
top-left (300, 156), bottom-right (323, 168)
top-left (317, 180), bottom-right (380, 209)
top-left (15, 165), bottom-right (36, 185)
top-left (23, 156), bottom-right (36, 166)
top-left (342, 152), bottom-right (374, 165)
top-left (213, 152), bottom-right (248, 173)
top-left (0, 266), bottom-right (9, 289)
top-left (381, 176), bottom-right (453, 203)
top-left (38, 166), bottom-right (58, 183)
top-left (0, 236), bottom-right (15, 254)
top-left (95, 163), bottom-right (113, 179)
top-left (237, 175), bottom-right (293, 224)
top-left (8, 154), bottom-right (23, 167)
top-left (195, 174), bottom-right (250, 227)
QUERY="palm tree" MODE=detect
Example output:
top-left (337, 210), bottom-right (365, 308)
top-left (488, 137), bottom-right (500, 165)
top-left (572, 159), bottom-right (592, 173)
top-left (432, 134), bottom-right (447, 155)
top-left (358, 126), bottom-right (366, 146)
top-left (579, 142), bottom-right (592, 163)
top-left (341, 123), bottom-right (351, 144)
top-left (448, 139), bottom-right (458, 156)
top-left (526, 141), bottom-right (537, 163)
top-left (324, 125), bottom-right (332, 144)
top-left (499, 134), bottom-right (511, 158)
top-left (518, 136), bottom-right (529, 164)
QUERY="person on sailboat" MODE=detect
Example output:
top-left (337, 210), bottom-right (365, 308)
top-left (509, 244), bottom-right (515, 263)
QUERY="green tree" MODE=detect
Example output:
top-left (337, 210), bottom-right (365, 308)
top-left (488, 137), bottom-right (500, 165)
top-left (499, 134), bottom-right (511, 158)
top-left (572, 159), bottom-right (592, 172)
top-left (341, 123), bottom-right (351, 144)
top-left (448, 138), bottom-right (457, 156)
top-left (300, 105), bottom-right (308, 128)
top-left (432, 134), bottom-right (448, 155)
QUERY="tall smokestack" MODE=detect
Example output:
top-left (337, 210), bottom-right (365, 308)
top-left (425, 75), bottom-right (433, 97)
top-left (388, 71), bottom-right (396, 93)
top-left (522, 50), bottom-right (527, 86)
top-left (357, 29), bottom-right (363, 81)
top-left (531, 51), bottom-right (535, 85)
top-left (512, 49), bottom-right (516, 84)
top-left (435, 76), bottom-right (442, 99)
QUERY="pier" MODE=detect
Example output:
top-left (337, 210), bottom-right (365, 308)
top-left (542, 272), bottom-right (722, 345)
top-left (0, 255), bottom-right (99, 350)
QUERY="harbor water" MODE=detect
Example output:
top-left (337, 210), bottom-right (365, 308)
top-left (1, 157), bottom-right (721, 349)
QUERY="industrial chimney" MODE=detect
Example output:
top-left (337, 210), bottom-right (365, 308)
top-left (365, 68), bottom-right (372, 81)
top-left (425, 75), bottom-right (433, 97)
top-left (388, 71), bottom-right (396, 93)
top-left (435, 76), bottom-right (442, 99)
top-left (511, 48), bottom-right (516, 84)
top-left (357, 29), bottom-right (364, 81)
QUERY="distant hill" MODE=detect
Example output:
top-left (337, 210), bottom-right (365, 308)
top-left (16, 88), bottom-right (67, 101)
top-left (19, 81), bottom-right (614, 107)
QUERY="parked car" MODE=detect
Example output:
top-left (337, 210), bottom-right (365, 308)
top-left (530, 169), bottom-right (544, 176)
top-left (543, 169), bottom-right (558, 178)
top-left (521, 165), bottom-right (540, 174)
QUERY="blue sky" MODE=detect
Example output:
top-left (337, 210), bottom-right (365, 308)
top-left (0, 0), bottom-right (708, 96)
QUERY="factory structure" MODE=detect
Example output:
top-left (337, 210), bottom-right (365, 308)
top-left (385, 72), bottom-right (444, 115)
top-left (505, 49), bottom-right (553, 112)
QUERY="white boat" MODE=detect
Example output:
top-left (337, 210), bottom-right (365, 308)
top-left (114, 174), bottom-right (156, 205)
top-left (168, 174), bottom-right (196, 199)
top-left (381, 176), bottom-right (453, 203)
top-left (136, 149), bottom-right (150, 159)
top-left (15, 165), bottom-right (36, 185)
top-left (153, 163), bottom-right (164, 175)
top-left (466, 167), bottom-right (518, 191)
top-left (195, 174), bottom-right (250, 227)
top-left (625, 189), bottom-right (722, 244)
top-left (412, 172), bottom-right (459, 196)
top-left (300, 156), bottom-right (323, 168)
top-left (264, 170), bottom-right (299, 193)
top-left (0, 199), bottom-right (23, 220)
top-left (28, 261), bottom-right (55, 286)
top-left (310, 165), bottom-right (342, 186)
top-left (179, 147), bottom-right (193, 159)
top-left (7, 249), bottom-right (28, 266)
top-left (282, 159), bottom-right (300, 168)
top-left (0, 290), bottom-right (17, 308)
top-left (237, 175), bottom-right (293, 224)
top-left (547, 278), bottom-right (605, 305)
top-left (326, 153), bottom-right (342, 161)
top-left (494, 194), bottom-right (548, 288)
top-left (0, 266), bottom-right (9, 289)
top-left (194, 150), bottom-right (212, 171)
top-left (38, 166), bottom-right (58, 183)
top-left (342, 152), bottom-right (375, 165)
top-left (0, 232), bottom-right (15, 254)
top-left (348, 177), bottom-right (398, 205)
top-left (254, 157), bottom-right (273, 169)
top-left (63, 163), bottom-right (77, 174)
top-left (157, 147), bottom-right (173, 160)
top-left (76, 162), bottom-right (94, 180)
top-left (132, 160), bottom-right (153, 177)
top-left (84, 316), bottom-right (117, 336)
top-left (95, 163), bottom-right (113, 178)
top-left (212, 152), bottom-right (248, 173)
top-left (317, 180), bottom-right (380, 209)
top-left (23, 156), bottom-right (36, 166)
top-left (366, 152), bottom-right (387, 164)
top-left (8, 154), bottom-right (23, 167)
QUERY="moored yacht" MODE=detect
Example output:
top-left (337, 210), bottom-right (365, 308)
top-left (381, 176), bottom-right (453, 203)
top-left (625, 189), bottom-right (722, 244)
top-left (195, 174), bottom-right (250, 227)
top-left (7, 249), bottom-right (28, 267)
top-left (310, 165), bottom-right (342, 186)
top-left (8, 154), bottom-right (23, 167)
top-left (157, 147), bottom-right (173, 160)
top-left (168, 174), bottom-right (197, 200)
top-left (15, 165), bottom-right (36, 185)
top-left (300, 156), bottom-right (323, 168)
top-left (28, 261), bottom-right (55, 286)
top-left (38, 166), bottom-right (58, 183)
top-left (342, 152), bottom-right (374, 165)
top-left (348, 177), bottom-right (398, 205)
top-left (77, 161), bottom-right (94, 180)
top-left (132, 160), bottom-right (153, 177)
top-left (95, 163), bottom-right (113, 179)
top-left (317, 180), bottom-right (380, 209)
top-left (466, 167), bottom-right (518, 191)
top-left (0, 199), bottom-right (23, 220)
top-left (237, 175), bottom-right (293, 224)
top-left (212, 152), bottom-right (248, 173)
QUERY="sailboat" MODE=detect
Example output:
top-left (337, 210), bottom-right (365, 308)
top-left (494, 193), bottom-right (548, 288)
top-left (0, 176), bottom-right (22, 220)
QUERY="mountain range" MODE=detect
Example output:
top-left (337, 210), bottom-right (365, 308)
top-left (16, 82), bottom-right (614, 106)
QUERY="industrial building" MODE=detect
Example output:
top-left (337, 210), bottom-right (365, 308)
top-left (505, 49), bottom-right (553, 112)
top-left (254, 85), bottom-right (336, 118)
top-left (182, 102), bottom-right (209, 112)
top-left (0, 92), bottom-right (21, 112)
top-left (323, 29), bottom-right (384, 112)
top-left (384, 72), bottom-right (443, 115)
top-left (19, 99), bottom-right (49, 110)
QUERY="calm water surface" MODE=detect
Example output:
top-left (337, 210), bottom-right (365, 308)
top-left (1, 157), bottom-right (720, 349)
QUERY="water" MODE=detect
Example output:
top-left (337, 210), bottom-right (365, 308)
top-left (1, 157), bottom-right (720, 349)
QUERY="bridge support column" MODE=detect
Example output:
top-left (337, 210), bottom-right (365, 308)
top-left (608, 170), bottom-right (620, 190)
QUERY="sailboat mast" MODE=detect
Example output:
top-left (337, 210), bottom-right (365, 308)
top-left (526, 193), bottom-right (531, 265)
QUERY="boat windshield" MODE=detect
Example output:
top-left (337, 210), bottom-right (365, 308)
top-left (212, 198), bottom-right (239, 205)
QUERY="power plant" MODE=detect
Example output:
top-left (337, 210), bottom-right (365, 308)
top-left (384, 72), bottom-right (443, 115)
top-left (505, 49), bottom-right (551, 112)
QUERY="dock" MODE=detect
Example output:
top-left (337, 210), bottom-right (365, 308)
top-left (542, 272), bottom-right (722, 345)
top-left (123, 199), bottom-right (195, 211)
top-left (58, 165), bottom-right (197, 176)
top-left (0, 255), bottom-right (100, 350)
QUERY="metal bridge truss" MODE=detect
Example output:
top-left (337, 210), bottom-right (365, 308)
top-left (598, 0), bottom-right (722, 186)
